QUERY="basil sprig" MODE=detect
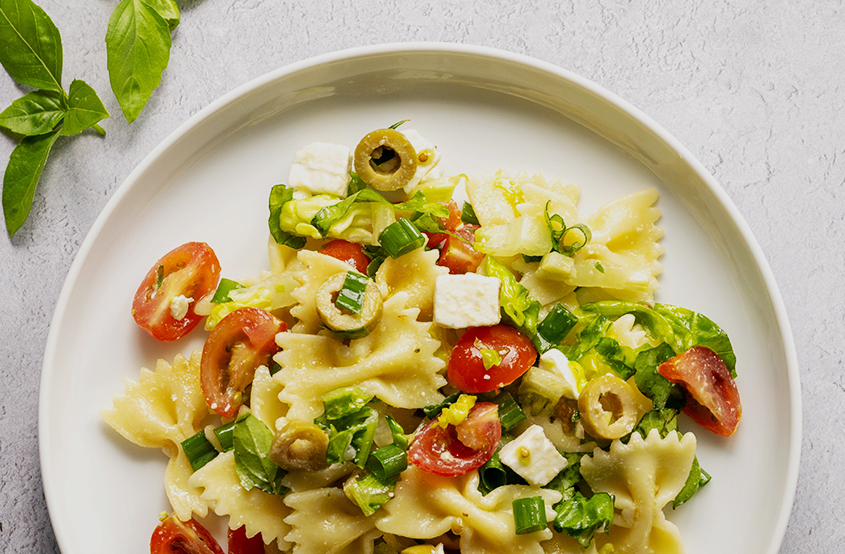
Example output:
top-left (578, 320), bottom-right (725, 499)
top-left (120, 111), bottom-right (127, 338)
top-left (105, 0), bottom-right (179, 123)
top-left (0, 0), bottom-right (110, 237)
top-left (233, 412), bottom-right (288, 497)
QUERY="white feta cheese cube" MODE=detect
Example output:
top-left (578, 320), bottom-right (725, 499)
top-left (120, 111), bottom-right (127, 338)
top-left (169, 295), bottom-right (193, 321)
top-left (400, 129), bottom-right (442, 193)
top-left (539, 349), bottom-right (580, 400)
top-left (288, 142), bottom-right (352, 197)
top-left (433, 274), bottom-right (501, 329)
top-left (499, 424), bottom-right (568, 486)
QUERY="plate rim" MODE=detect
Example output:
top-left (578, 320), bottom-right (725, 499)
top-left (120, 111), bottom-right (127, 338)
top-left (38, 42), bottom-right (801, 554)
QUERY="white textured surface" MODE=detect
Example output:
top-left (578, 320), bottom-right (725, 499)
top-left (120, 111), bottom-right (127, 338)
top-left (0, 1), bottom-right (837, 552)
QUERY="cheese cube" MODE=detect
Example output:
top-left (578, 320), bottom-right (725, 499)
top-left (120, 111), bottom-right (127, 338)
top-left (400, 129), bottom-right (442, 193)
top-left (538, 349), bottom-right (580, 400)
top-left (499, 424), bottom-right (568, 486)
top-left (288, 142), bottom-right (352, 197)
top-left (433, 274), bottom-right (501, 329)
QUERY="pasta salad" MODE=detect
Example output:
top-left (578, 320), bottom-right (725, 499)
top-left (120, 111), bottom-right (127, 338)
top-left (103, 122), bottom-right (742, 554)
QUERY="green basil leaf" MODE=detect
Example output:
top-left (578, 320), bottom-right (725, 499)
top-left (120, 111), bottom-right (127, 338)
top-left (0, 0), bottom-right (63, 91)
top-left (633, 344), bottom-right (685, 410)
top-left (61, 80), bottom-right (109, 136)
top-left (2, 130), bottom-right (60, 236)
top-left (105, 0), bottom-right (172, 123)
top-left (233, 412), bottom-right (287, 496)
top-left (268, 184), bottom-right (307, 248)
top-left (672, 456), bottom-right (710, 508)
top-left (146, 0), bottom-right (179, 30)
top-left (543, 451), bottom-right (583, 503)
top-left (0, 90), bottom-right (64, 136)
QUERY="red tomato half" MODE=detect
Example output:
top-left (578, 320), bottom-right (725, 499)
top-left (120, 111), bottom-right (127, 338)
top-left (409, 402), bottom-right (501, 476)
top-left (150, 513), bottom-right (224, 554)
top-left (448, 324), bottom-right (537, 393)
top-left (319, 239), bottom-right (370, 273)
top-left (437, 226), bottom-right (485, 275)
top-left (227, 526), bottom-right (265, 554)
top-left (201, 307), bottom-right (286, 418)
top-left (658, 345), bottom-right (742, 437)
top-left (132, 242), bottom-right (221, 341)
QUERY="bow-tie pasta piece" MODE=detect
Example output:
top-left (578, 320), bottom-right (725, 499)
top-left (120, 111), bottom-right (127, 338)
top-left (274, 292), bottom-right (446, 421)
top-left (377, 465), bottom-right (561, 554)
top-left (101, 350), bottom-right (209, 520)
top-left (188, 451), bottom-right (292, 549)
top-left (580, 429), bottom-right (697, 554)
top-left (284, 487), bottom-right (381, 554)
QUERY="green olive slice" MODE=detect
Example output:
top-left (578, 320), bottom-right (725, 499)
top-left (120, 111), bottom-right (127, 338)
top-left (577, 374), bottom-right (639, 440)
top-left (269, 420), bottom-right (329, 471)
top-left (316, 272), bottom-right (383, 338)
top-left (353, 129), bottom-right (417, 191)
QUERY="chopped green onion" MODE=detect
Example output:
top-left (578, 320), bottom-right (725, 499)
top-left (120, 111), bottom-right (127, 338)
top-left (335, 271), bottom-right (369, 314)
top-left (478, 449), bottom-right (508, 495)
top-left (513, 496), bottom-right (547, 534)
top-left (211, 278), bottom-right (245, 304)
top-left (214, 421), bottom-right (236, 452)
top-left (594, 261), bottom-right (605, 273)
top-left (366, 444), bottom-right (408, 481)
top-left (491, 391), bottom-right (527, 432)
top-left (269, 362), bottom-right (282, 376)
top-left (560, 224), bottom-right (591, 256)
top-left (537, 303), bottom-right (578, 345)
top-left (522, 254), bottom-right (543, 263)
top-left (378, 217), bottom-right (426, 259)
top-left (181, 430), bottom-right (218, 471)
top-left (384, 414), bottom-right (409, 449)
top-left (461, 201), bottom-right (480, 225)
top-left (388, 119), bottom-right (409, 130)
top-left (422, 392), bottom-right (460, 419)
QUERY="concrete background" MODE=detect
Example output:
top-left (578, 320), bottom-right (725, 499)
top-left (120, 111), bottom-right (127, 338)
top-left (1, 0), bottom-right (841, 551)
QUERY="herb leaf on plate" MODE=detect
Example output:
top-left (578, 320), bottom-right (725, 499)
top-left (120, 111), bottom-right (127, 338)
top-left (61, 80), bottom-right (110, 136)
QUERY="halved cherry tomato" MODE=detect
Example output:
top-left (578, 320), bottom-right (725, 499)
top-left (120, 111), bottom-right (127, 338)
top-left (658, 345), bottom-right (742, 437)
top-left (201, 307), bottom-right (286, 418)
top-left (132, 242), bottom-right (221, 341)
top-left (447, 324), bottom-right (537, 393)
top-left (150, 513), bottom-right (224, 554)
top-left (319, 239), bottom-right (370, 273)
top-left (437, 226), bottom-right (485, 275)
top-left (409, 402), bottom-right (501, 476)
top-left (227, 526), bottom-right (264, 554)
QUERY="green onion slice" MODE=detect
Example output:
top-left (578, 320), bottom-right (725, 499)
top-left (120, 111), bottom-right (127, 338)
top-left (335, 271), bottom-right (369, 314)
top-left (560, 224), bottom-right (591, 256)
top-left (461, 201), bottom-right (480, 225)
top-left (388, 119), bottom-right (409, 130)
top-left (366, 444), bottom-right (408, 481)
top-left (536, 303), bottom-right (578, 346)
top-left (211, 278), bottom-right (244, 304)
top-left (181, 430), bottom-right (219, 471)
top-left (378, 217), bottom-right (426, 259)
top-left (513, 496), bottom-right (548, 534)
top-left (491, 391), bottom-right (527, 432)
top-left (214, 421), bottom-right (236, 452)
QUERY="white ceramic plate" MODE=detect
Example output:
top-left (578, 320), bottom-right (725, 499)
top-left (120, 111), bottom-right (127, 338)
top-left (40, 44), bottom-right (800, 554)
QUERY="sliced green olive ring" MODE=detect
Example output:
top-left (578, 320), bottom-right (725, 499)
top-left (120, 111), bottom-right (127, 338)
top-left (577, 374), bottom-right (639, 440)
top-left (269, 420), bottom-right (329, 471)
top-left (353, 129), bottom-right (417, 191)
top-left (316, 272), bottom-right (383, 337)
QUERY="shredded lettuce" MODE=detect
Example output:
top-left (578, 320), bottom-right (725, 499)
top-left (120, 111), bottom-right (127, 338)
top-left (344, 472), bottom-right (398, 516)
top-left (483, 257), bottom-right (540, 337)
top-left (314, 387), bottom-right (378, 467)
top-left (205, 273), bottom-right (292, 330)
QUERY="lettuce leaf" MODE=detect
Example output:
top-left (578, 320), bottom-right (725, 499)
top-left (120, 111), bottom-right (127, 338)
top-left (483, 257), bottom-right (540, 336)
top-left (314, 387), bottom-right (378, 467)
top-left (553, 491), bottom-right (614, 548)
top-left (654, 303), bottom-right (737, 377)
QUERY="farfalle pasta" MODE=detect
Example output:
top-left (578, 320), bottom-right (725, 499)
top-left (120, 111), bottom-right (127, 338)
top-left (103, 126), bottom-right (742, 554)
